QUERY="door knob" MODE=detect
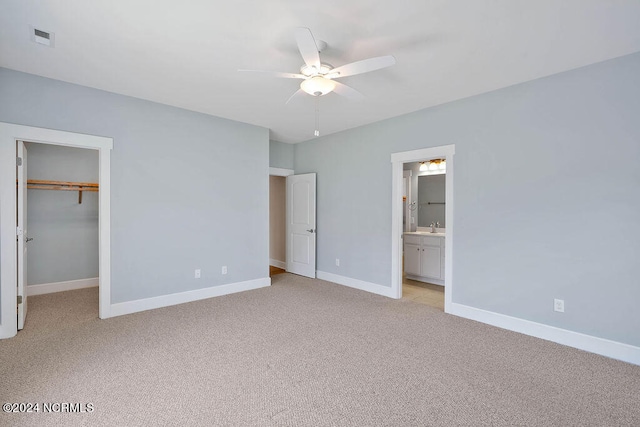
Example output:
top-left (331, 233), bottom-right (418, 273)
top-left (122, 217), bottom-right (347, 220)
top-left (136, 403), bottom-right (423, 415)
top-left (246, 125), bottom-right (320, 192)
top-left (26, 237), bottom-right (33, 243)
top-left (306, 229), bottom-right (315, 233)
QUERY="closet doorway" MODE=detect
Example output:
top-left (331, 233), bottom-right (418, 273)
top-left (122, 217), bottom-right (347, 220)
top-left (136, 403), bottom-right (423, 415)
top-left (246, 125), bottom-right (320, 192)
top-left (22, 143), bottom-right (100, 321)
top-left (269, 168), bottom-right (294, 277)
top-left (0, 123), bottom-right (112, 339)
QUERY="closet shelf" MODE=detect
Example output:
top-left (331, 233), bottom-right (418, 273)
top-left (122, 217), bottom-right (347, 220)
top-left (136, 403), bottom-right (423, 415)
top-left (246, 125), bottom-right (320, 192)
top-left (24, 179), bottom-right (99, 204)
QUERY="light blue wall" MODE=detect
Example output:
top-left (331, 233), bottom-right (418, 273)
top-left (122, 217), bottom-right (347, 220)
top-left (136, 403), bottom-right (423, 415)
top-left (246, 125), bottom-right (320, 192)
top-left (26, 143), bottom-right (99, 285)
top-left (0, 68), bottom-right (269, 304)
top-left (269, 140), bottom-right (294, 170)
top-left (295, 53), bottom-right (640, 346)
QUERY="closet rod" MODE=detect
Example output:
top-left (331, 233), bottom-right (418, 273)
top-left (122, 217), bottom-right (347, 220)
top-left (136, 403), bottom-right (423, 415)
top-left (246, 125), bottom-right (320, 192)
top-left (21, 179), bottom-right (99, 204)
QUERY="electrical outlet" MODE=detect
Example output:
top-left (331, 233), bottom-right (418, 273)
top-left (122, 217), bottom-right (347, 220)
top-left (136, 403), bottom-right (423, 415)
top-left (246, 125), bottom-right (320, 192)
top-left (194, 269), bottom-right (201, 279)
top-left (554, 299), bottom-right (564, 313)
top-left (335, 258), bottom-right (340, 267)
top-left (221, 266), bottom-right (227, 275)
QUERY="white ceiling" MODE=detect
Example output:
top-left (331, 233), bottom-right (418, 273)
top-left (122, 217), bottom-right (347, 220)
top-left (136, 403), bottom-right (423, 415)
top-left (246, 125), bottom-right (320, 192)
top-left (2, 1), bottom-right (640, 144)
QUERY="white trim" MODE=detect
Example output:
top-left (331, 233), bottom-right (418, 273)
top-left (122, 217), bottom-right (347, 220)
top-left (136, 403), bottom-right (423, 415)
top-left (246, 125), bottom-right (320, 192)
top-left (317, 271), bottom-right (395, 298)
top-left (391, 145), bottom-right (455, 310)
top-left (110, 277), bottom-right (271, 317)
top-left (269, 167), bottom-right (295, 177)
top-left (0, 122), bottom-right (112, 339)
top-left (269, 259), bottom-right (286, 269)
top-left (28, 277), bottom-right (99, 296)
top-left (449, 303), bottom-right (640, 366)
top-left (98, 137), bottom-right (112, 320)
top-left (391, 160), bottom-right (404, 300)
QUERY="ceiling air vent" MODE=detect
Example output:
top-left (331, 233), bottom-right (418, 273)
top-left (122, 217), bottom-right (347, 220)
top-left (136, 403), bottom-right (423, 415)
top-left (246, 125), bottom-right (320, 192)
top-left (30, 26), bottom-right (55, 47)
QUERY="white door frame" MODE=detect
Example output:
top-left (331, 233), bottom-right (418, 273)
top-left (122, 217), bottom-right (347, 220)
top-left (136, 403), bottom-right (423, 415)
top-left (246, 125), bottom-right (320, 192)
top-left (390, 145), bottom-right (455, 312)
top-left (269, 167), bottom-right (294, 178)
top-left (0, 123), bottom-right (113, 338)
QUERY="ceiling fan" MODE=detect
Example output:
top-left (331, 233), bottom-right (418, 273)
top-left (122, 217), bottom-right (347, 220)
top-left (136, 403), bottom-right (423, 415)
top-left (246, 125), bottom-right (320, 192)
top-left (240, 27), bottom-right (396, 108)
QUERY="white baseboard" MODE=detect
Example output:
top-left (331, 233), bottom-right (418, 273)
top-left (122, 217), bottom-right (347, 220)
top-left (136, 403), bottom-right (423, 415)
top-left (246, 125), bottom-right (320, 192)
top-left (317, 271), bottom-right (396, 298)
top-left (449, 302), bottom-right (640, 366)
top-left (109, 277), bottom-right (271, 318)
top-left (28, 277), bottom-right (99, 296)
top-left (269, 259), bottom-right (286, 269)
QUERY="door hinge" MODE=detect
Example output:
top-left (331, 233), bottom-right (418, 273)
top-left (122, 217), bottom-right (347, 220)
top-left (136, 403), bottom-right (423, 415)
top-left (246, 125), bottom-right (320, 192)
top-left (17, 157), bottom-right (22, 166)
top-left (17, 226), bottom-right (23, 236)
top-left (17, 295), bottom-right (23, 305)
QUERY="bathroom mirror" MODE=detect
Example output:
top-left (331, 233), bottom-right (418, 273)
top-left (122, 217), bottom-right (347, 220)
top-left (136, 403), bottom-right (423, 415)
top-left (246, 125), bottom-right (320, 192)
top-left (417, 174), bottom-right (445, 227)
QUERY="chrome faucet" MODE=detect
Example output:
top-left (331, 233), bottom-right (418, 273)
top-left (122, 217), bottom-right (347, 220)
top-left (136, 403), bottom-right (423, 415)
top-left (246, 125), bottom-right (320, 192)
top-left (430, 222), bottom-right (436, 233)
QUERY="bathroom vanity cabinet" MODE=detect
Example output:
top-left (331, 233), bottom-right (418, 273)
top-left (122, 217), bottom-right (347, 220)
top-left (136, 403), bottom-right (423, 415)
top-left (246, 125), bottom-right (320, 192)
top-left (403, 233), bottom-right (445, 286)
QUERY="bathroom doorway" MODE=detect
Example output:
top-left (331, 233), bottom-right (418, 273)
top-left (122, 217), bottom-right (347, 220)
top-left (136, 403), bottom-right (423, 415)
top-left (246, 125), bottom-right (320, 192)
top-left (390, 145), bottom-right (455, 313)
top-left (401, 160), bottom-right (446, 310)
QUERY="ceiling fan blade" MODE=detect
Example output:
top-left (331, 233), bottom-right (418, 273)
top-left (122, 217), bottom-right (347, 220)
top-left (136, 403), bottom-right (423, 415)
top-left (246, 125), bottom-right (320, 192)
top-left (285, 89), bottom-right (306, 105)
top-left (295, 27), bottom-right (321, 69)
top-left (332, 81), bottom-right (365, 101)
top-left (328, 55), bottom-right (396, 78)
top-left (238, 69), bottom-right (306, 79)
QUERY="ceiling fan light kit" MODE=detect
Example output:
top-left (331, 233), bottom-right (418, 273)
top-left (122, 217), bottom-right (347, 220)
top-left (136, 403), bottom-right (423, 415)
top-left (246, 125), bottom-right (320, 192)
top-left (301, 76), bottom-right (336, 96)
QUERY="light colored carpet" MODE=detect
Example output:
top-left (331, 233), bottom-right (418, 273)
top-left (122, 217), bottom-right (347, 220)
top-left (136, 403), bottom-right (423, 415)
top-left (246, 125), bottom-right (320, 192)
top-left (1, 273), bottom-right (639, 426)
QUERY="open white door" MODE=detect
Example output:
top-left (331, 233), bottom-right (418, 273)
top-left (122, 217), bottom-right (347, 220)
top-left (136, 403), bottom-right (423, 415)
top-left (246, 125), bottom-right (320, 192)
top-left (17, 141), bottom-right (28, 330)
top-left (286, 173), bottom-right (316, 278)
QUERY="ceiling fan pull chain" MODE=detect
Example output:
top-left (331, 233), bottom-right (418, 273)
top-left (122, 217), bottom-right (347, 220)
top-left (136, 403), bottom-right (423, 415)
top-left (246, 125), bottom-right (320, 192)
top-left (314, 96), bottom-right (320, 137)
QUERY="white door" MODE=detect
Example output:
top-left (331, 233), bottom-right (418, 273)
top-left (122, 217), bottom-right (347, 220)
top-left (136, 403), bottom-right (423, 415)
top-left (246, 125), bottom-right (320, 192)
top-left (17, 141), bottom-right (28, 330)
top-left (286, 173), bottom-right (316, 278)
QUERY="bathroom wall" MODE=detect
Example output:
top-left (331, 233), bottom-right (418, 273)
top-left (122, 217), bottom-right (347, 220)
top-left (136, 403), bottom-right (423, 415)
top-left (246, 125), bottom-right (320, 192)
top-left (404, 162), bottom-right (446, 228)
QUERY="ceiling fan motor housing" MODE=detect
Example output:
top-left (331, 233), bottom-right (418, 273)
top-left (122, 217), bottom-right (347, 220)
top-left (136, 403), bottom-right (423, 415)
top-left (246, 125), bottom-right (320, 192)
top-left (300, 63), bottom-right (334, 77)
